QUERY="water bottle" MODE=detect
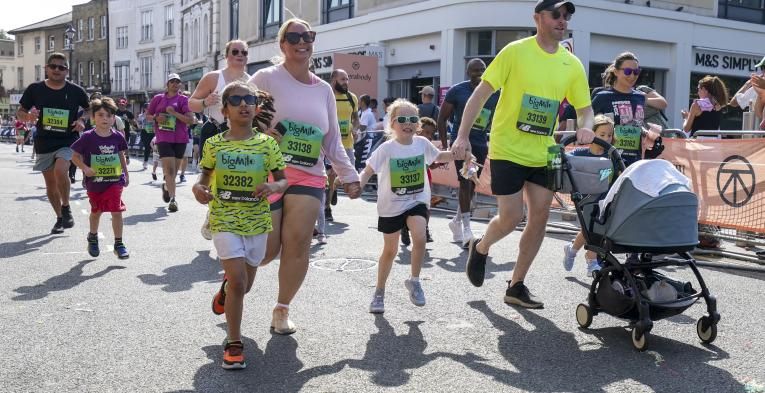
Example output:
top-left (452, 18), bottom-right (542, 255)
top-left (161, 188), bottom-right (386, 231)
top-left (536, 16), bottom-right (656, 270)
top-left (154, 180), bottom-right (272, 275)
top-left (547, 144), bottom-right (563, 191)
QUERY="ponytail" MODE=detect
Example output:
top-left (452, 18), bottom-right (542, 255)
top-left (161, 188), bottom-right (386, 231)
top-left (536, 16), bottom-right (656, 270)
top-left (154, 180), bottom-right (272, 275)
top-left (603, 52), bottom-right (639, 88)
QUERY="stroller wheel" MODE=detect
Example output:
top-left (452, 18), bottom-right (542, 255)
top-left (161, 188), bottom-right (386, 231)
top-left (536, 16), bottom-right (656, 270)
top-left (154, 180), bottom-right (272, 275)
top-left (631, 328), bottom-right (648, 351)
top-left (576, 303), bottom-right (593, 329)
top-left (696, 316), bottom-right (718, 344)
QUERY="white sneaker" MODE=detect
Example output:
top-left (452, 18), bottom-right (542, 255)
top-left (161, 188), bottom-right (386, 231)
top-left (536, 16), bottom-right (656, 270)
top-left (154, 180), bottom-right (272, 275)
top-left (448, 219), bottom-right (463, 243)
top-left (461, 225), bottom-right (474, 249)
top-left (201, 215), bottom-right (212, 240)
top-left (369, 288), bottom-right (385, 314)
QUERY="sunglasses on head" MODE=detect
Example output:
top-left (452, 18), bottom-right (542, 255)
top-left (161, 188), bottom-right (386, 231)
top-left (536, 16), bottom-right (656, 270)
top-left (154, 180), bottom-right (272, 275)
top-left (619, 67), bottom-right (641, 76)
top-left (283, 31), bottom-right (316, 45)
top-left (226, 94), bottom-right (259, 106)
top-left (395, 116), bottom-right (420, 124)
top-left (47, 64), bottom-right (68, 71)
top-left (230, 49), bottom-right (248, 57)
top-left (544, 8), bottom-right (572, 21)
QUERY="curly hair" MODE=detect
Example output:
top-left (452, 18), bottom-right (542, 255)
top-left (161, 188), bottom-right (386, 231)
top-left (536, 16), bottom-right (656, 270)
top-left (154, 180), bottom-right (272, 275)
top-left (221, 81), bottom-right (276, 131)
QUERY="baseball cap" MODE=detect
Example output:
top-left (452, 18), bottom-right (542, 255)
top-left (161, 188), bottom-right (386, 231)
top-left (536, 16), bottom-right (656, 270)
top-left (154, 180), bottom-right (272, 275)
top-left (166, 73), bottom-right (182, 83)
top-left (419, 86), bottom-right (435, 96)
top-left (755, 56), bottom-right (765, 69)
top-left (535, 0), bottom-right (575, 14)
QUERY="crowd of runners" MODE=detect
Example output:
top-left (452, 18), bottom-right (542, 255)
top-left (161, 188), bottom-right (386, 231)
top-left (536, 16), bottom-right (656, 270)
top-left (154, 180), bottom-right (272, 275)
top-left (13, 0), bottom-right (760, 370)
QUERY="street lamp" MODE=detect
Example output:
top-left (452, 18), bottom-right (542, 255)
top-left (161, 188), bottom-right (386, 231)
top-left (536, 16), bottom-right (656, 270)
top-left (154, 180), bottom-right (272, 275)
top-left (64, 25), bottom-right (76, 81)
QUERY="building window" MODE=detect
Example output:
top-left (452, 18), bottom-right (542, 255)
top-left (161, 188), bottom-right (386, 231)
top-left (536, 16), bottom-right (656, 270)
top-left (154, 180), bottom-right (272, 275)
top-left (163, 51), bottom-right (174, 79)
top-left (164, 5), bottom-right (174, 37)
top-left (17, 67), bottom-right (23, 89)
top-left (193, 19), bottom-right (199, 58)
top-left (17, 40), bottom-right (23, 56)
top-left (230, 0), bottom-right (239, 40)
top-left (141, 10), bottom-right (153, 41)
top-left (48, 35), bottom-right (55, 51)
top-left (101, 60), bottom-right (107, 85)
top-left (140, 56), bottom-right (152, 88)
top-left (116, 26), bottom-right (128, 49)
top-left (324, 0), bottom-right (353, 24)
top-left (35, 65), bottom-right (41, 82)
top-left (78, 62), bottom-right (83, 85)
top-left (34, 37), bottom-right (41, 53)
top-left (203, 14), bottom-right (209, 54)
top-left (718, 0), bottom-right (765, 24)
top-left (114, 64), bottom-right (129, 92)
top-left (183, 23), bottom-right (189, 62)
top-left (261, 0), bottom-right (282, 39)
top-left (89, 61), bottom-right (95, 86)
top-left (78, 19), bottom-right (84, 41)
top-left (101, 15), bottom-right (107, 39)
top-left (466, 30), bottom-right (532, 66)
top-left (88, 17), bottom-right (95, 40)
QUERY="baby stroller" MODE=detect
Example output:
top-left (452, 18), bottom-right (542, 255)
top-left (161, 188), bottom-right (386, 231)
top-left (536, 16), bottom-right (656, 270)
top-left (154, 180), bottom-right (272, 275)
top-left (556, 136), bottom-right (720, 351)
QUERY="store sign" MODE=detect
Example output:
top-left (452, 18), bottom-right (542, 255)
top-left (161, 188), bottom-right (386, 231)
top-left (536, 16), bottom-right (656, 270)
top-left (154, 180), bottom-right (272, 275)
top-left (312, 44), bottom-right (385, 75)
top-left (692, 48), bottom-right (764, 77)
top-left (334, 53), bottom-right (378, 98)
top-left (312, 55), bottom-right (334, 74)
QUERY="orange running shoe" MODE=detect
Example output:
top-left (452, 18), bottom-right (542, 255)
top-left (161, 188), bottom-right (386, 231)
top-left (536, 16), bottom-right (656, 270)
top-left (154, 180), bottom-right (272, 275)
top-left (222, 340), bottom-right (245, 370)
top-left (211, 276), bottom-right (228, 315)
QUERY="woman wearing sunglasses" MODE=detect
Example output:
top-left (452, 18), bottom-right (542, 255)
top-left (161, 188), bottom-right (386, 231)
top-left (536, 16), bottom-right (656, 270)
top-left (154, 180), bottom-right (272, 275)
top-left (247, 18), bottom-right (361, 335)
top-left (591, 51), bottom-right (656, 167)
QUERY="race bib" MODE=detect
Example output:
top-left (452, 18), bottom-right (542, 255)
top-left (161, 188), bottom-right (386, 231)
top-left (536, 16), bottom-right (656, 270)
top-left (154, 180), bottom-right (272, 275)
top-left (472, 107), bottom-right (492, 131)
top-left (215, 152), bottom-right (266, 203)
top-left (91, 154), bottom-right (122, 182)
top-left (339, 120), bottom-right (351, 137)
top-left (614, 125), bottom-right (642, 151)
top-left (42, 108), bottom-right (70, 132)
top-left (516, 94), bottom-right (559, 136)
top-left (144, 122), bottom-right (154, 134)
top-left (390, 155), bottom-right (425, 195)
top-left (275, 120), bottom-right (324, 167)
top-left (158, 115), bottom-right (177, 131)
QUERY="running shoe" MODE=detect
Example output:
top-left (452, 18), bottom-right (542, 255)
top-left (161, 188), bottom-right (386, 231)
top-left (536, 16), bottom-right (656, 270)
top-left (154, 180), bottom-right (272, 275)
top-left (87, 233), bottom-right (99, 257)
top-left (113, 243), bottom-right (130, 259)
top-left (404, 279), bottom-right (426, 307)
top-left (448, 219), bottom-right (463, 243)
top-left (369, 288), bottom-right (385, 314)
top-left (316, 234), bottom-right (327, 245)
top-left (221, 340), bottom-right (246, 370)
top-left (51, 217), bottom-right (64, 234)
top-left (325, 208), bottom-right (334, 222)
top-left (168, 199), bottom-right (178, 213)
top-left (201, 215), bottom-right (212, 240)
top-left (61, 205), bottom-right (74, 229)
top-left (271, 307), bottom-right (296, 335)
top-left (152, 173), bottom-right (157, 181)
top-left (466, 238), bottom-right (487, 287)
top-left (462, 225), bottom-right (474, 249)
top-left (586, 259), bottom-right (602, 277)
top-left (504, 281), bottom-right (544, 309)
top-left (143, 161), bottom-right (148, 170)
top-left (426, 227), bottom-right (434, 243)
top-left (400, 226), bottom-right (411, 246)
top-left (331, 189), bottom-right (338, 206)
top-left (179, 174), bottom-right (186, 183)
top-left (212, 276), bottom-right (228, 315)
top-left (161, 184), bottom-right (170, 203)
top-left (69, 175), bottom-right (75, 184)
top-left (562, 242), bottom-right (576, 272)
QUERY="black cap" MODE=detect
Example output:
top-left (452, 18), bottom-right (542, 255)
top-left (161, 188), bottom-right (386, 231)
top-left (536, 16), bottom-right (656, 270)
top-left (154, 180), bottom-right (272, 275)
top-left (535, 0), bottom-right (575, 14)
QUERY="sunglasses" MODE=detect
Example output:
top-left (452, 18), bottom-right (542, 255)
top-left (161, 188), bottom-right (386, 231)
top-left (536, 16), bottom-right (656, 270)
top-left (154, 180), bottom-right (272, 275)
top-left (395, 116), bottom-right (420, 124)
top-left (226, 94), bottom-right (259, 106)
top-left (47, 64), bottom-right (69, 71)
top-left (544, 8), bottom-right (572, 21)
top-left (230, 49), bottom-right (248, 57)
top-left (283, 31), bottom-right (316, 45)
top-left (619, 67), bottom-right (641, 76)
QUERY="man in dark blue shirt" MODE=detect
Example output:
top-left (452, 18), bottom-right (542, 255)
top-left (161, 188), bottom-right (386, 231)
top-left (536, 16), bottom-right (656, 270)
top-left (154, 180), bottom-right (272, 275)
top-left (437, 58), bottom-right (500, 248)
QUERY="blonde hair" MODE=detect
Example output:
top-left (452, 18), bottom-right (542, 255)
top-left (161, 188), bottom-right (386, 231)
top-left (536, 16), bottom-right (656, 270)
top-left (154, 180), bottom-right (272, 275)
top-left (270, 18), bottom-right (312, 65)
top-left (224, 39), bottom-right (248, 56)
top-left (385, 99), bottom-right (419, 139)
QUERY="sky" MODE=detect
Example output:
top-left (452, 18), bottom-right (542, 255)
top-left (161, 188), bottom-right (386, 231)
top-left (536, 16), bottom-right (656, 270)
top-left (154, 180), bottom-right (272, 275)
top-left (2, 1), bottom-right (88, 35)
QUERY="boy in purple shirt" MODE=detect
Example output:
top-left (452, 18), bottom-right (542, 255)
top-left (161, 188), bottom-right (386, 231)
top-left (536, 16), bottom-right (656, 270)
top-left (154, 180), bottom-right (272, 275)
top-left (71, 97), bottom-right (130, 259)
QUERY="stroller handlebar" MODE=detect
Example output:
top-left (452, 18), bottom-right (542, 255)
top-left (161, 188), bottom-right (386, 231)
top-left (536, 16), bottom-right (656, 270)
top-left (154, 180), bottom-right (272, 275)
top-left (559, 135), bottom-right (627, 172)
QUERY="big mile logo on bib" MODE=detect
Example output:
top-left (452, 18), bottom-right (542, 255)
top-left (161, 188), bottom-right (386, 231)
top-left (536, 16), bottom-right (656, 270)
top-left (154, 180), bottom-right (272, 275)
top-left (390, 155), bottom-right (425, 195)
top-left (276, 120), bottom-right (323, 167)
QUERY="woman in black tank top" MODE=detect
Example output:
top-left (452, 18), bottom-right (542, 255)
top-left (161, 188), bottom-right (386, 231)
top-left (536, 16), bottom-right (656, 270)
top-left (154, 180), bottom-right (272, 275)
top-left (682, 75), bottom-right (728, 137)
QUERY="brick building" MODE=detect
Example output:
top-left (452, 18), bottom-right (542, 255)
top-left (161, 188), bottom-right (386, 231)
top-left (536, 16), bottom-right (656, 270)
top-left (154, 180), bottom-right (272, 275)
top-left (72, 0), bottom-right (110, 94)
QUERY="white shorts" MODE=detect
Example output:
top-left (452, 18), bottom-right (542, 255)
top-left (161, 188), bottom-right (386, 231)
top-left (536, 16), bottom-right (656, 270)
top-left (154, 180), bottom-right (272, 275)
top-left (212, 232), bottom-right (268, 267)
top-left (184, 139), bottom-right (193, 158)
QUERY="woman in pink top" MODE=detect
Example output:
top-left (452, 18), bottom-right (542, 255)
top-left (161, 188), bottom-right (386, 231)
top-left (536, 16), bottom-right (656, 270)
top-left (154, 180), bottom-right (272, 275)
top-left (146, 73), bottom-right (195, 212)
top-left (242, 18), bottom-right (361, 334)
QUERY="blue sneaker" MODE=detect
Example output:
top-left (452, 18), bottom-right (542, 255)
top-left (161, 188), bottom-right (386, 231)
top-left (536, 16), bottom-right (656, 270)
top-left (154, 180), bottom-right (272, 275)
top-left (87, 234), bottom-right (99, 257)
top-left (404, 278), bottom-right (426, 307)
top-left (114, 243), bottom-right (130, 259)
top-left (562, 242), bottom-right (576, 272)
top-left (586, 259), bottom-right (601, 277)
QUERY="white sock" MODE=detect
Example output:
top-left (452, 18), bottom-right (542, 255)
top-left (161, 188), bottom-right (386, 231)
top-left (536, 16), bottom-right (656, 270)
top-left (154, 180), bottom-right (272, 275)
top-left (453, 211), bottom-right (462, 223)
top-left (409, 276), bottom-right (420, 282)
top-left (462, 213), bottom-right (472, 228)
top-left (275, 303), bottom-right (289, 310)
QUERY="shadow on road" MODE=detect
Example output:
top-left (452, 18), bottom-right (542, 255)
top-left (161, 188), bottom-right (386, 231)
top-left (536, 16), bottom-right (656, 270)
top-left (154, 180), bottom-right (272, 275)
top-left (0, 234), bottom-right (64, 259)
top-left (430, 254), bottom-right (515, 282)
top-left (12, 260), bottom-right (126, 301)
top-left (449, 300), bottom-right (741, 392)
top-left (136, 250), bottom-right (221, 292)
top-left (123, 206), bottom-right (168, 226)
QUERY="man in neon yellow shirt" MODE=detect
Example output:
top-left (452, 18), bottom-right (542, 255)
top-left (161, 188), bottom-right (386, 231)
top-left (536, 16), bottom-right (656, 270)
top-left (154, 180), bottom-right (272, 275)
top-left (451, 0), bottom-right (595, 309)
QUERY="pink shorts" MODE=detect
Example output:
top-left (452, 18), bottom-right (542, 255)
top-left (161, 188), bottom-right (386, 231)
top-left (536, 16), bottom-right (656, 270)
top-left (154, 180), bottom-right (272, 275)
top-left (87, 185), bottom-right (126, 213)
top-left (267, 166), bottom-right (326, 207)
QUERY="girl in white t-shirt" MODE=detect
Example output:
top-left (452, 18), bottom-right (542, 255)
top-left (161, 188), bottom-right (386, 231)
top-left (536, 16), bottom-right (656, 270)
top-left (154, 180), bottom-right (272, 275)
top-left (360, 99), bottom-right (458, 314)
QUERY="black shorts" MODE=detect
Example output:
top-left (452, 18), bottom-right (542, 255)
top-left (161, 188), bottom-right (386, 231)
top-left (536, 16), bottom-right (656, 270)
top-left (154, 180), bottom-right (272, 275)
top-left (454, 143), bottom-right (488, 184)
top-left (377, 203), bottom-right (428, 234)
top-left (489, 159), bottom-right (548, 196)
top-left (269, 185), bottom-right (325, 211)
top-left (157, 142), bottom-right (187, 159)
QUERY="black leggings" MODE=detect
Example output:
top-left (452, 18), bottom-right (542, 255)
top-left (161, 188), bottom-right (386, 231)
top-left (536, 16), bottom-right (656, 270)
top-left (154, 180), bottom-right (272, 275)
top-left (141, 130), bottom-right (153, 162)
